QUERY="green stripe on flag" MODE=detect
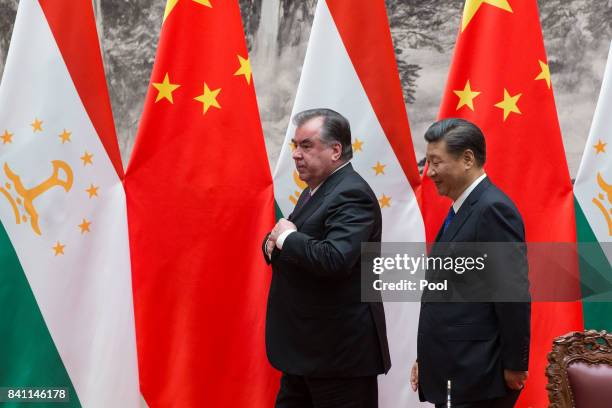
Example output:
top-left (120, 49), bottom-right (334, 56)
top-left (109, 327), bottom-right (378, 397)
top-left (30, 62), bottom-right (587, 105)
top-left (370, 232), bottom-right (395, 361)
top-left (575, 197), bottom-right (612, 332)
top-left (274, 199), bottom-right (284, 221)
top-left (0, 221), bottom-right (81, 407)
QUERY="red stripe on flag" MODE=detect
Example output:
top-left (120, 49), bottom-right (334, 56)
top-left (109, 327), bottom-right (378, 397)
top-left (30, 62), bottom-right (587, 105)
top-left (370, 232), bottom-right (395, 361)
top-left (125, 0), bottom-right (279, 406)
top-left (421, 1), bottom-right (583, 406)
top-left (326, 0), bottom-right (422, 204)
top-left (38, 0), bottom-right (123, 179)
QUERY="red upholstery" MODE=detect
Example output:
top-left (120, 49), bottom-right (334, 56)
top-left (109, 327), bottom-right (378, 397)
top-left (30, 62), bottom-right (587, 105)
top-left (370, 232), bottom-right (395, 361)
top-left (567, 361), bottom-right (612, 408)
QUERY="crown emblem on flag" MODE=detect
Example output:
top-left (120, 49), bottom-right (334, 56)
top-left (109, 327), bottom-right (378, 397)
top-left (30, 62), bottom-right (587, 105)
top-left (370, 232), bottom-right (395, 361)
top-left (0, 160), bottom-right (73, 235)
top-left (593, 172), bottom-right (612, 236)
top-left (288, 170), bottom-right (307, 205)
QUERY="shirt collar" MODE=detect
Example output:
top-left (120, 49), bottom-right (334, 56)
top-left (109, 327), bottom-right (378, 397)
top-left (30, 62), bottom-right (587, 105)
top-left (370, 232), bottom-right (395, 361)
top-left (310, 161), bottom-right (351, 196)
top-left (452, 173), bottom-right (487, 213)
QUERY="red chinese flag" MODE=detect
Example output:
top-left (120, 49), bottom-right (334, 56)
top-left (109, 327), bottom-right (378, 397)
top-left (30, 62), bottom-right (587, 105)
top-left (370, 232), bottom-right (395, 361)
top-left (124, 0), bottom-right (279, 406)
top-left (421, 1), bottom-right (583, 406)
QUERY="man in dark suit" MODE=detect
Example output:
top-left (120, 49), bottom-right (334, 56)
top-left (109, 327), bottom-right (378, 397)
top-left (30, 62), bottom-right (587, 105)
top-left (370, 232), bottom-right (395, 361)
top-left (411, 118), bottom-right (531, 408)
top-left (263, 108), bottom-right (391, 408)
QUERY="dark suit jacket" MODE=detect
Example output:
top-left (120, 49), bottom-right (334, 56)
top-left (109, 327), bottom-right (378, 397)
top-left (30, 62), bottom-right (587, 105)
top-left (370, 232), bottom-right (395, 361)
top-left (263, 163), bottom-right (391, 377)
top-left (417, 177), bottom-right (531, 405)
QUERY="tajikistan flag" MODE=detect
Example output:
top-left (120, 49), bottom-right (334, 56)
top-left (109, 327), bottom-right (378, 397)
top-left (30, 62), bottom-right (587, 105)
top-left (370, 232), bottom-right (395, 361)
top-left (574, 42), bottom-right (612, 331)
top-left (0, 1), bottom-right (140, 406)
top-left (273, 0), bottom-right (426, 406)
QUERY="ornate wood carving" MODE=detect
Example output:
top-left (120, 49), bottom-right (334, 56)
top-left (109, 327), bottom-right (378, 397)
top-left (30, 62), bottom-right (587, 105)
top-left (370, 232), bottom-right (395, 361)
top-left (546, 330), bottom-right (612, 407)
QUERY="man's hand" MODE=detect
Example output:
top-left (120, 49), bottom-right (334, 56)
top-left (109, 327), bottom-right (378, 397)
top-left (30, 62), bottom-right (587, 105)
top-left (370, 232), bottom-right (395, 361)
top-left (504, 369), bottom-right (528, 390)
top-left (269, 218), bottom-right (297, 242)
top-left (410, 361), bottom-right (418, 392)
top-left (265, 236), bottom-right (276, 257)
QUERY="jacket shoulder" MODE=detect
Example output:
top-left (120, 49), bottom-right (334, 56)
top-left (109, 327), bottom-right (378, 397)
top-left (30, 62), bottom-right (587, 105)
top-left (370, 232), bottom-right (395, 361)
top-left (332, 168), bottom-right (377, 198)
top-left (478, 182), bottom-right (521, 216)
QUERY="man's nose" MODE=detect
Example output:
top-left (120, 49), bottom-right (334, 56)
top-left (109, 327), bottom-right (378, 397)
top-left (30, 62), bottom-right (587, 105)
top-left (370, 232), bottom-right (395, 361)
top-left (292, 149), bottom-right (301, 160)
top-left (426, 165), bottom-right (435, 178)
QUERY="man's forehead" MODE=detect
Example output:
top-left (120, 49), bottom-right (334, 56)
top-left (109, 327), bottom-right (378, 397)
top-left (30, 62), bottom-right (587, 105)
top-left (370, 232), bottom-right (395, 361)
top-left (426, 139), bottom-right (447, 150)
top-left (425, 140), bottom-right (448, 156)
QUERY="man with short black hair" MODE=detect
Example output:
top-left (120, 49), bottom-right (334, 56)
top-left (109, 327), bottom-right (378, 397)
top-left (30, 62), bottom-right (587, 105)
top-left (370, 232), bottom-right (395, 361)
top-left (263, 108), bottom-right (391, 408)
top-left (411, 118), bottom-right (531, 408)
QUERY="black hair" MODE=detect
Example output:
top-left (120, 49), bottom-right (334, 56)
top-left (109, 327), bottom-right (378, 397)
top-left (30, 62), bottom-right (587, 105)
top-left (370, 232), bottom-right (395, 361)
top-left (293, 108), bottom-right (353, 161)
top-left (424, 118), bottom-right (486, 166)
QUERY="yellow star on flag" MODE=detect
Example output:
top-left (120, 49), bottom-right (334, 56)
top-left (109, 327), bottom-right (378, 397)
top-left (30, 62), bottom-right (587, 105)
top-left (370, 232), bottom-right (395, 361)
top-left (1, 130), bottom-right (13, 144)
top-left (453, 80), bottom-right (481, 111)
top-left (372, 162), bottom-right (386, 175)
top-left (161, 0), bottom-right (213, 21)
top-left (594, 140), bottom-right (607, 154)
top-left (535, 60), bottom-right (551, 89)
top-left (152, 73), bottom-right (180, 104)
top-left (193, 0), bottom-right (212, 7)
top-left (462, 0), bottom-right (513, 32)
top-left (78, 219), bottom-right (92, 234)
top-left (194, 83), bottom-right (221, 114)
top-left (494, 88), bottom-right (522, 121)
top-left (80, 151), bottom-right (94, 166)
top-left (53, 241), bottom-right (65, 256)
top-left (31, 118), bottom-right (43, 132)
top-left (59, 129), bottom-right (72, 144)
top-left (163, 0), bottom-right (179, 22)
top-left (379, 194), bottom-right (391, 208)
top-left (352, 139), bottom-right (364, 152)
top-left (234, 55), bottom-right (252, 85)
top-left (86, 184), bottom-right (99, 198)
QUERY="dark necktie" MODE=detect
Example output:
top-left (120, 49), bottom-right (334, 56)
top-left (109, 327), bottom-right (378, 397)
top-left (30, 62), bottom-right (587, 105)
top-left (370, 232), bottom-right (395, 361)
top-left (442, 206), bottom-right (456, 233)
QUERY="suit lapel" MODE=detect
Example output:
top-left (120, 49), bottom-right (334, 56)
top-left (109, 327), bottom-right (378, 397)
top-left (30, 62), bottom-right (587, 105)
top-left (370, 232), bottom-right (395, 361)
top-left (439, 205), bottom-right (473, 242)
top-left (437, 177), bottom-right (492, 242)
top-left (288, 187), bottom-right (311, 222)
top-left (291, 190), bottom-right (325, 228)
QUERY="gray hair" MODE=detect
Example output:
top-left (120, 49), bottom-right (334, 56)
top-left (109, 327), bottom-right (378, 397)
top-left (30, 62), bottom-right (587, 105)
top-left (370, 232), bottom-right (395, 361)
top-left (292, 108), bottom-right (353, 161)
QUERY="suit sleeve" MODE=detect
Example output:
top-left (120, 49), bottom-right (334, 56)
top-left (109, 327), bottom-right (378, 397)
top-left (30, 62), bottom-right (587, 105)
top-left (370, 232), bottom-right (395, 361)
top-left (277, 187), bottom-right (378, 279)
top-left (477, 201), bottom-right (531, 371)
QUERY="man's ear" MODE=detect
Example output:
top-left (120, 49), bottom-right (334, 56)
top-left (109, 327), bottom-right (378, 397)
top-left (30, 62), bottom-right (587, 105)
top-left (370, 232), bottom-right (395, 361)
top-left (332, 142), bottom-right (343, 161)
top-left (463, 149), bottom-right (476, 169)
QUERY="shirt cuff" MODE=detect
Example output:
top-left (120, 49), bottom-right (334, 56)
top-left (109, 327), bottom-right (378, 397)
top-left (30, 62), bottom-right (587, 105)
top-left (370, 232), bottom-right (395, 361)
top-left (276, 229), bottom-right (296, 250)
